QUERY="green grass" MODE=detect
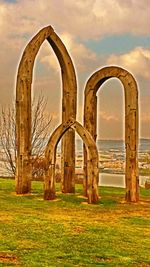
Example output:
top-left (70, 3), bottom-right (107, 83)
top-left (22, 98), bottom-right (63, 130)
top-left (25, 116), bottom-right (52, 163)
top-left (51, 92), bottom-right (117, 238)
top-left (0, 178), bottom-right (150, 267)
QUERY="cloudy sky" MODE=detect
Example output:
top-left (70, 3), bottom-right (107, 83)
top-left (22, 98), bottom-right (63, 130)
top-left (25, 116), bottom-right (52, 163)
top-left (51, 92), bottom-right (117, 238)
top-left (1, 0), bottom-right (150, 139)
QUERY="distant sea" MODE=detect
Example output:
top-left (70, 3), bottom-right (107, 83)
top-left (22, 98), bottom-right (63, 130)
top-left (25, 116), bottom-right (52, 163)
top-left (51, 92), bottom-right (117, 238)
top-left (99, 173), bottom-right (148, 188)
top-left (75, 138), bottom-right (150, 153)
top-left (1, 139), bottom-right (150, 187)
top-left (74, 138), bottom-right (150, 188)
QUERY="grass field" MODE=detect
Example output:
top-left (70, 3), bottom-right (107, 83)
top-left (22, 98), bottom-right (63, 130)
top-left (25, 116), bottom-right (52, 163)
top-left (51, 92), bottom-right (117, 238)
top-left (0, 178), bottom-right (150, 267)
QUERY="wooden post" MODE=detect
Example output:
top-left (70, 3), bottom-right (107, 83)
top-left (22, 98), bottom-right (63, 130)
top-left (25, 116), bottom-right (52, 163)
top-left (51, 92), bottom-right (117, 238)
top-left (47, 35), bottom-right (77, 193)
top-left (44, 149), bottom-right (56, 200)
top-left (83, 89), bottom-right (97, 196)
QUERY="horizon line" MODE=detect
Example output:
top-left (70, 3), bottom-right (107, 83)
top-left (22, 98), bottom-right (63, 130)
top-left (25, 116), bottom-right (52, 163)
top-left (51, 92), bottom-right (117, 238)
top-left (76, 137), bottom-right (150, 141)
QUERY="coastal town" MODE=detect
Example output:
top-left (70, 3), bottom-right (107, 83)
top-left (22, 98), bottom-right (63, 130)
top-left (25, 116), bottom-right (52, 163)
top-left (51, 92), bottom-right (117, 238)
top-left (1, 144), bottom-right (150, 178)
top-left (75, 149), bottom-right (150, 175)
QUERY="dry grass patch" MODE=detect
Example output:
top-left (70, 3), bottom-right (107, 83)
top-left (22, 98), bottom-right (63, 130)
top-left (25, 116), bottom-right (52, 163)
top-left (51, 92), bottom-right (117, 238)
top-left (0, 252), bottom-right (19, 264)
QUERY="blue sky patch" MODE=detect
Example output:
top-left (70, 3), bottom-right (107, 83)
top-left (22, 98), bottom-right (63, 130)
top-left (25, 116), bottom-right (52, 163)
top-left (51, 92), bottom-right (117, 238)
top-left (3, 0), bottom-right (16, 3)
top-left (83, 34), bottom-right (150, 55)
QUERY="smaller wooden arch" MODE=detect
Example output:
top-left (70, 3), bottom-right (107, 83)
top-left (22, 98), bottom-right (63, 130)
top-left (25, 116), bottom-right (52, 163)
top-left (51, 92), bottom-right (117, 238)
top-left (84, 66), bottom-right (139, 202)
top-left (44, 119), bottom-right (99, 204)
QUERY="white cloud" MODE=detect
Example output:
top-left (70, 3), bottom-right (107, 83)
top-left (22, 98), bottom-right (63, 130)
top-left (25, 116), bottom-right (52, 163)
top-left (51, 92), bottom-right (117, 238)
top-left (92, 0), bottom-right (150, 38)
top-left (1, 0), bottom-right (150, 139)
top-left (140, 97), bottom-right (150, 122)
top-left (99, 111), bottom-right (119, 122)
top-left (1, 0), bottom-right (150, 78)
top-left (141, 113), bottom-right (150, 122)
top-left (39, 42), bottom-right (60, 73)
top-left (59, 33), bottom-right (97, 72)
top-left (107, 47), bottom-right (150, 79)
top-left (39, 32), bottom-right (97, 74)
top-left (1, 0), bottom-right (150, 42)
top-left (0, 4), bottom-right (6, 33)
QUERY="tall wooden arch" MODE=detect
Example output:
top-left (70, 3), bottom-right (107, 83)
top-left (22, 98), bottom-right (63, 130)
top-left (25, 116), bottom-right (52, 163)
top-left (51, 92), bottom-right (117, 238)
top-left (84, 66), bottom-right (139, 202)
top-left (15, 26), bottom-right (77, 194)
top-left (44, 119), bottom-right (99, 204)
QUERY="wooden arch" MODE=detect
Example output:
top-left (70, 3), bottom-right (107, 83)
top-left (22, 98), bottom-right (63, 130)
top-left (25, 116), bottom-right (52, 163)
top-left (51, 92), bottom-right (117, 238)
top-left (44, 119), bottom-right (99, 204)
top-left (15, 26), bottom-right (77, 194)
top-left (84, 66), bottom-right (139, 202)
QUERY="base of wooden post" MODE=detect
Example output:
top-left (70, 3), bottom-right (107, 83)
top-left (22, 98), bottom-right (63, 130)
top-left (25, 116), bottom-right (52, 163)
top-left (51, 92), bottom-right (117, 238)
top-left (44, 190), bottom-right (56, 200)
